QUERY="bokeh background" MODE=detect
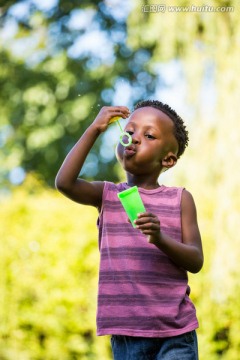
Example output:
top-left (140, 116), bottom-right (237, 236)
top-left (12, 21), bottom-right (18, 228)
top-left (1, 0), bottom-right (240, 359)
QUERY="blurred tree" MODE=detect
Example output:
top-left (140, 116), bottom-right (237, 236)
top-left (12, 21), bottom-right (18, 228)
top-left (0, 175), bottom-right (112, 359)
top-left (0, 0), bottom-right (158, 187)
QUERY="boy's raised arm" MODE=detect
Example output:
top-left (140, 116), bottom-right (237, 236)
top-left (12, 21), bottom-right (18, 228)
top-left (55, 106), bottom-right (130, 209)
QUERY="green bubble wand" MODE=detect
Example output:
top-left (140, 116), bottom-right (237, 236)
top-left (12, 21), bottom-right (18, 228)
top-left (110, 116), bottom-right (132, 147)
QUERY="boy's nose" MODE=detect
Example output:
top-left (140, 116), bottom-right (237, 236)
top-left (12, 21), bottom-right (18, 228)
top-left (132, 133), bottom-right (141, 144)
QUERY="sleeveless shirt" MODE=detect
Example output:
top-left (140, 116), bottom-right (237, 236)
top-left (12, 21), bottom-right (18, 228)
top-left (97, 182), bottom-right (198, 337)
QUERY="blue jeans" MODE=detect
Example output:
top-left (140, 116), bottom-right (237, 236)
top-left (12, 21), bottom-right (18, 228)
top-left (111, 330), bottom-right (198, 360)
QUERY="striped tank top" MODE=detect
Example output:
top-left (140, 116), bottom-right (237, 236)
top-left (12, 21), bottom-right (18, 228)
top-left (97, 182), bottom-right (198, 337)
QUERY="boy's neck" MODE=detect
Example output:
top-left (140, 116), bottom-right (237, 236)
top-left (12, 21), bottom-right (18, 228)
top-left (126, 174), bottom-right (160, 190)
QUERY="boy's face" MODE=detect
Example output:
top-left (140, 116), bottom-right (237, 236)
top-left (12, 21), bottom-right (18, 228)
top-left (116, 107), bottom-right (178, 176)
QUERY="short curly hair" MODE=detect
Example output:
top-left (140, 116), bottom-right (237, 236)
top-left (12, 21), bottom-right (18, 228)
top-left (134, 100), bottom-right (189, 158)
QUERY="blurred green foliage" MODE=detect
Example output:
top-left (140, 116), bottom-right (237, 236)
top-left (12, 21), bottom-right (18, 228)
top-left (0, 176), bottom-right (112, 359)
top-left (0, 0), bottom-right (157, 187)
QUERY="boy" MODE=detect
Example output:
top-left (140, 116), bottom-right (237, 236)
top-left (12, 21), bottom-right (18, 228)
top-left (56, 100), bottom-right (203, 359)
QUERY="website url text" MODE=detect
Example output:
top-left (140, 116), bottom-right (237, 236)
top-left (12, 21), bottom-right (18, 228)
top-left (142, 4), bottom-right (234, 13)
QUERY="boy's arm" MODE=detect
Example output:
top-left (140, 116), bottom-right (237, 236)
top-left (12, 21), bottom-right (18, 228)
top-left (135, 190), bottom-right (204, 273)
top-left (55, 106), bottom-right (130, 209)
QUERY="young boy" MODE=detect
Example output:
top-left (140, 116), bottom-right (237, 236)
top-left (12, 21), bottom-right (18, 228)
top-left (55, 100), bottom-right (203, 360)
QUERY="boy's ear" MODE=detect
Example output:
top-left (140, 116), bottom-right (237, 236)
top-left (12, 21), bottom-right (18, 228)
top-left (161, 152), bottom-right (177, 169)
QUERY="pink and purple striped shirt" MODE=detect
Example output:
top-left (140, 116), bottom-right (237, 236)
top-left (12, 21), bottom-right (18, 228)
top-left (97, 182), bottom-right (198, 337)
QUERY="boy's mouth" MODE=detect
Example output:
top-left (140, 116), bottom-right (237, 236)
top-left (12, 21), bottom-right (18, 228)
top-left (124, 145), bottom-right (136, 157)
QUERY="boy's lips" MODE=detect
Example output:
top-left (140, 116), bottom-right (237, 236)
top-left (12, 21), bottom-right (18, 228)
top-left (124, 145), bottom-right (136, 156)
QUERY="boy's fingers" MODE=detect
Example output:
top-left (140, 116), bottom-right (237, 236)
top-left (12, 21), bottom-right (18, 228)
top-left (108, 106), bottom-right (130, 114)
top-left (137, 212), bottom-right (153, 218)
top-left (137, 222), bottom-right (159, 230)
top-left (114, 106), bottom-right (130, 112)
top-left (135, 216), bottom-right (159, 225)
top-left (138, 212), bottom-right (156, 217)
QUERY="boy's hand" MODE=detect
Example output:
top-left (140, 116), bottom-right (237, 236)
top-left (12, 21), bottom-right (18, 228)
top-left (92, 106), bottom-right (130, 133)
top-left (134, 212), bottom-right (162, 245)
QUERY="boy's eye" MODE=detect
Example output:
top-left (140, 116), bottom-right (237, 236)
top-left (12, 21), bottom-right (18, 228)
top-left (126, 130), bottom-right (133, 135)
top-left (145, 134), bottom-right (155, 139)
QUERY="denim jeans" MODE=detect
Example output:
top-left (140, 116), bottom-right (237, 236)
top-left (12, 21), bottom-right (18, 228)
top-left (111, 330), bottom-right (198, 360)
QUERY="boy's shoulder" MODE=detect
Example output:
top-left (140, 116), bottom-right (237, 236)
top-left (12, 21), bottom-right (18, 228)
top-left (161, 184), bottom-right (185, 193)
top-left (160, 184), bottom-right (185, 198)
top-left (161, 184), bottom-right (184, 190)
top-left (104, 181), bottom-right (127, 192)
